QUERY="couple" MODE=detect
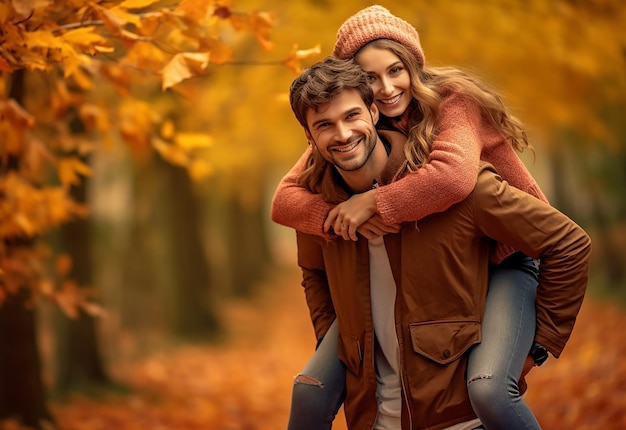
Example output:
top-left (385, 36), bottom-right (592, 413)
top-left (272, 6), bottom-right (591, 430)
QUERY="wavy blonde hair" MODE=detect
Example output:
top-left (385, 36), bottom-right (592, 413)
top-left (357, 39), bottom-right (531, 172)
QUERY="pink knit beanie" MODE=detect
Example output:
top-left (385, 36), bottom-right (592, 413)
top-left (333, 5), bottom-right (425, 67)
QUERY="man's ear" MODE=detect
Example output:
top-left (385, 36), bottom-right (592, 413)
top-left (304, 129), bottom-right (313, 145)
top-left (370, 103), bottom-right (380, 125)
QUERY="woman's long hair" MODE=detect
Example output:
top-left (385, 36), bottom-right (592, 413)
top-left (357, 39), bottom-right (531, 172)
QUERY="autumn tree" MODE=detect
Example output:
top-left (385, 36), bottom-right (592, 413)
top-left (0, 0), bottom-right (318, 426)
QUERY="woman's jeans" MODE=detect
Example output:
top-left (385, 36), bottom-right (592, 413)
top-left (287, 253), bottom-right (541, 430)
top-left (466, 253), bottom-right (542, 429)
top-left (287, 319), bottom-right (345, 430)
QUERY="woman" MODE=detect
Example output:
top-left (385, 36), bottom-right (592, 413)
top-left (274, 6), bottom-right (548, 429)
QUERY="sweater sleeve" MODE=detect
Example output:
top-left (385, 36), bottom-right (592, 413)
top-left (473, 164), bottom-right (592, 357)
top-left (377, 93), bottom-right (483, 225)
top-left (271, 145), bottom-right (336, 237)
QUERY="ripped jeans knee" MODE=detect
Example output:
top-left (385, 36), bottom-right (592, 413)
top-left (294, 373), bottom-right (325, 388)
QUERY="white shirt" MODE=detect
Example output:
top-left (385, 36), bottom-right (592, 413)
top-left (368, 237), bottom-right (482, 430)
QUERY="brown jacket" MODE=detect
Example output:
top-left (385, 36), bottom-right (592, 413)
top-left (296, 131), bottom-right (591, 430)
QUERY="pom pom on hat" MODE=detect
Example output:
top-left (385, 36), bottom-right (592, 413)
top-left (333, 5), bottom-right (425, 67)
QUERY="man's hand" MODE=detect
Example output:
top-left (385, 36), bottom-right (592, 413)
top-left (324, 189), bottom-right (399, 240)
top-left (518, 354), bottom-right (536, 394)
top-left (521, 354), bottom-right (536, 379)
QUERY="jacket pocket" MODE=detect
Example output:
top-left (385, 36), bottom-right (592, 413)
top-left (409, 320), bottom-right (480, 365)
top-left (337, 331), bottom-right (363, 376)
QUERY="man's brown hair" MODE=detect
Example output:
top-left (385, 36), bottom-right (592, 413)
top-left (289, 56), bottom-right (373, 131)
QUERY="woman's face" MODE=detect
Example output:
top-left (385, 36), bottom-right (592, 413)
top-left (355, 46), bottom-right (412, 118)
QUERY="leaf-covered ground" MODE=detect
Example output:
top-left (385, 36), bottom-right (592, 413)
top-left (46, 269), bottom-right (626, 429)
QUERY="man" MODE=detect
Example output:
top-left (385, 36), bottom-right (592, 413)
top-left (288, 57), bottom-right (591, 429)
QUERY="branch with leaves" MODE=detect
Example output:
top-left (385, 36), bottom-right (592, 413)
top-left (0, 0), bottom-right (319, 304)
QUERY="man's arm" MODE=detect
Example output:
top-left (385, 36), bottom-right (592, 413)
top-left (473, 164), bottom-right (592, 358)
top-left (296, 231), bottom-right (336, 341)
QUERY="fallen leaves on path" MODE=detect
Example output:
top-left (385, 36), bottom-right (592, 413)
top-left (47, 269), bottom-right (626, 429)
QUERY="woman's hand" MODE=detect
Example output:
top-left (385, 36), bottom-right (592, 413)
top-left (324, 189), bottom-right (399, 240)
top-left (356, 214), bottom-right (401, 240)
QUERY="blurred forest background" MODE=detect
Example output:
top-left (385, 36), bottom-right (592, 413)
top-left (1, 0), bottom-right (625, 428)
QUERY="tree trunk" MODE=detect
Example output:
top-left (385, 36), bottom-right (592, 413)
top-left (226, 185), bottom-right (272, 297)
top-left (0, 70), bottom-right (54, 429)
top-left (160, 159), bottom-right (220, 338)
top-left (56, 165), bottom-right (110, 393)
top-left (0, 288), bottom-right (52, 429)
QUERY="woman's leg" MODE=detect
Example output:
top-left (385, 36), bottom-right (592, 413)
top-left (287, 319), bottom-right (346, 430)
top-left (467, 254), bottom-right (542, 429)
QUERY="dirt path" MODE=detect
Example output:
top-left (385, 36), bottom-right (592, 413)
top-left (49, 268), bottom-right (626, 429)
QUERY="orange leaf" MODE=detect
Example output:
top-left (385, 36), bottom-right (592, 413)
top-left (57, 157), bottom-right (92, 188)
top-left (0, 56), bottom-right (13, 72)
top-left (80, 301), bottom-right (108, 318)
top-left (161, 52), bottom-right (210, 90)
top-left (285, 44), bottom-right (321, 75)
top-left (55, 253), bottom-right (73, 277)
top-left (56, 281), bottom-right (79, 319)
top-left (250, 11), bottom-right (275, 51)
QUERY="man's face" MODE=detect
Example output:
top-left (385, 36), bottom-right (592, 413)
top-left (305, 88), bottom-right (379, 173)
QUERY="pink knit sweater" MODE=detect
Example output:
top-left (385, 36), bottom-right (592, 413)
top-left (271, 89), bottom-right (548, 263)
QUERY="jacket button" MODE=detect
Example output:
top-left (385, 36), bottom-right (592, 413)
top-left (442, 349), bottom-right (451, 358)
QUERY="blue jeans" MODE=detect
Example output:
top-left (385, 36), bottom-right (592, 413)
top-left (287, 253), bottom-right (540, 430)
top-left (287, 319), bottom-right (345, 430)
top-left (466, 253), bottom-right (541, 429)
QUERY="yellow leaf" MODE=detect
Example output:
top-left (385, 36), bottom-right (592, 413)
top-left (161, 52), bottom-right (210, 90)
top-left (201, 39), bottom-right (233, 65)
top-left (110, 6), bottom-right (141, 27)
top-left (25, 30), bottom-right (64, 49)
top-left (161, 120), bottom-right (175, 140)
top-left (188, 159), bottom-right (214, 181)
top-left (79, 103), bottom-right (111, 133)
top-left (174, 133), bottom-right (213, 150)
top-left (119, 99), bottom-right (158, 152)
top-left (153, 138), bottom-right (189, 167)
top-left (61, 26), bottom-right (110, 50)
top-left (120, 0), bottom-right (158, 10)
top-left (137, 14), bottom-right (161, 36)
top-left (95, 5), bottom-right (140, 35)
top-left (121, 41), bottom-right (165, 71)
top-left (67, 64), bottom-right (93, 90)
